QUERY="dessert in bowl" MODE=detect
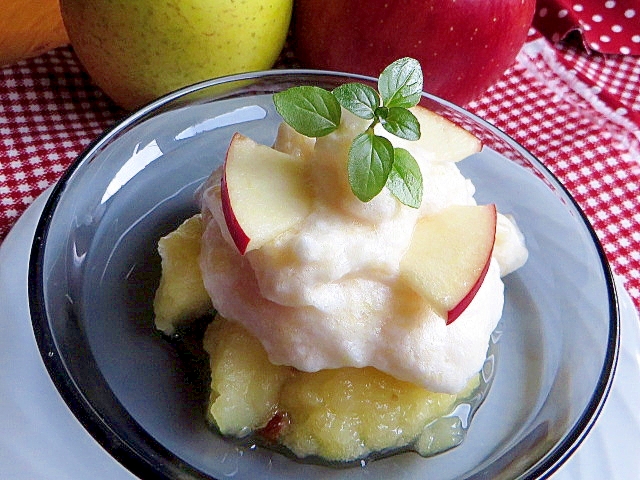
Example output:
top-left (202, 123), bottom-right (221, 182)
top-left (28, 69), bottom-right (618, 479)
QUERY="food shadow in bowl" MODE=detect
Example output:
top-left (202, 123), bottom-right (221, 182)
top-left (28, 71), bottom-right (618, 480)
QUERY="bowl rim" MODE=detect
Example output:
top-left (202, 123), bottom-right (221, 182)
top-left (27, 68), bottom-right (620, 480)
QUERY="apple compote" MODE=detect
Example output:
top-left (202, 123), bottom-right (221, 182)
top-left (204, 314), bottom-right (483, 462)
top-left (153, 106), bottom-right (528, 463)
top-left (196, 109), bottom-right (527, 393)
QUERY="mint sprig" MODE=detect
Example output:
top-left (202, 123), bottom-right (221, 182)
top-left (272, 86), bottom-right (341, 137)
top-left (273, 57), bottom-right (424, 209)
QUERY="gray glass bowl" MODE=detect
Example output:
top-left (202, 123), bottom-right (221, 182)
top-left (28, 70), bottom-right (619, 480)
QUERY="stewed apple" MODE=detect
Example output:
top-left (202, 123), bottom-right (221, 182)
top-left (151, 63), bottom-right (530, 465)
top-left (153, 214), bottom-right (212, 334)
top-left (153, 121), bottom-right (523, 460)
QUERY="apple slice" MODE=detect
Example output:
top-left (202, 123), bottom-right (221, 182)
top-left (221, 132), bottom-right (313, 255)
top-left (400, 204), bottom-right (497, 324)
top-left (376, 105), bottom-right (481, 163)
top-left (411, 106), bottom-right (482, 162)
top-left (272, 121), bottom-right (315, 160)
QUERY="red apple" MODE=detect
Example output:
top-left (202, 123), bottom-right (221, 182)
top-left (291, 0), bottom-right (535, 106)
top-left (399, 204), bottom-right (497, 324)
top-left (221, 133), bottom-right (313, 254)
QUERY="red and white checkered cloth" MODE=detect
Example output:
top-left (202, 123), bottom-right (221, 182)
top-left (468, 36), bottom-right (640, 312)
top-left (1, 34), bottom-right (639, 314)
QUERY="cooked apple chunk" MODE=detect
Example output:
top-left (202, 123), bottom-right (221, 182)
top-left (203, 316), bottom-right (479, 462)
top-left (153, 214), bottom-right (212, 334)
top-left (204, 315), bottom-right (293, 437)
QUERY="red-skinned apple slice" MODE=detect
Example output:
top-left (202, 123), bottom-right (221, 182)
top-left (376, 105), bottom-right (481, 163)
top-left (221, 132), bottom-right (313, 255)
top-left (400, 204), bottom-right (497, 324)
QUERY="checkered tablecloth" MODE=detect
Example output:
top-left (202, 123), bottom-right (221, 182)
top-left (1, 32), bottom-right (639, 314)
top-left (469, 36), bottom-right (640, 312)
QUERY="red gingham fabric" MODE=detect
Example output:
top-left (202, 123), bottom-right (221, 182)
top-left (0, 49), bottom-right (122, 226)
top-left (1, 37), bottom-right (639, 314)
top-left (468, 37), bottom-right (640, 311)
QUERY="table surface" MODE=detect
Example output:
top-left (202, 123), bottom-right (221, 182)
top-left (0, 32), bottom-right (639, 319)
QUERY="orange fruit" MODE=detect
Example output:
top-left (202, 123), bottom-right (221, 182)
top-left (0, 0), bottom-right (69, 66)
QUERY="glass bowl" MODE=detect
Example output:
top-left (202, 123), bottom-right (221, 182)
top-left (28, 70), bottom-right (619, 480)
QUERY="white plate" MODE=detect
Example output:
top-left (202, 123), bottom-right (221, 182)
top-left (1, 191), bottom-right (638, 480)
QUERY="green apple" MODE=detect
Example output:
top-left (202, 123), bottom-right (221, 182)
top-left (60, 0), bottom-right (293, 110)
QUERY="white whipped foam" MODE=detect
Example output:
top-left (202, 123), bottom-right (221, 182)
top-left (198, 110), bottom-right (527, 393)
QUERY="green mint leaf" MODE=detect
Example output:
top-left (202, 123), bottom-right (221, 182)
top-left (348, 132), bottom-right (394, 202)
top-left (386, 148), bottom-right (423, 208)
top-left (381, 107), bottom-right (421, 141)
top-left (273, 86), bottom-right (341, 137)
top-left (378, 57), bottom-right (423, 109)
top-left (333, 83), bottom-right (379, 120)
top-left (374, 106), bottom-right (389, 120)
